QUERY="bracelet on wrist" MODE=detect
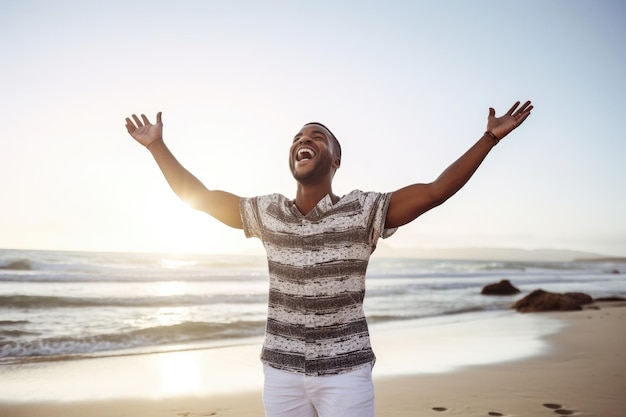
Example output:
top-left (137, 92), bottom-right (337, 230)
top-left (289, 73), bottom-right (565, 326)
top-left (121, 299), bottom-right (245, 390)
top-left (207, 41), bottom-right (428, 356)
top-left (484, 130), bottom-right (500, 146)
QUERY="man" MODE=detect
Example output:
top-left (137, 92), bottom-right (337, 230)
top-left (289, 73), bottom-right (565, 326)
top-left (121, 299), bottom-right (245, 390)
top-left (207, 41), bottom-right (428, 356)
top-left (125, 100), bottom-right (533, 417)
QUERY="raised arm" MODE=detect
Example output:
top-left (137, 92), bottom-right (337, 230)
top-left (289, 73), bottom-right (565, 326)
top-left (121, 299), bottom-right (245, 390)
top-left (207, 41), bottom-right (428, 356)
top-left (125, 112), bottom-right (243, 229)
top-left (385, 100), bottom-right (533, 229)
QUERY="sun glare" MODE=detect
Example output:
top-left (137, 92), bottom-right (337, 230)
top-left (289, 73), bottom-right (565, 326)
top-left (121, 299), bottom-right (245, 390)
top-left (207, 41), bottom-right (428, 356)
top-left (160, 258), bottom-right (198, 268)
top-left (157, 351), bottom-right (203, 396)
top-left (140, 191), bottom-right (257, 255)
top-left (142, 196), bottom-right (208, 252)
top-left (153, 280), bottom-right (188, 296)
top-left (154, 306), bottom-right (190, 327)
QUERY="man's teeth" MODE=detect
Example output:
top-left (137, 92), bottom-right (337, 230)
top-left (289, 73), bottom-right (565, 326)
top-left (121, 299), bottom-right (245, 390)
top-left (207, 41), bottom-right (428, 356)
top-left (297, 148), bottom-right (315, 160)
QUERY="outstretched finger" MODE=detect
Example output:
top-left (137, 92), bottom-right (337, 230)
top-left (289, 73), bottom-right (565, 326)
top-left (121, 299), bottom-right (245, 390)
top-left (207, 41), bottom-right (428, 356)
top-left (125, 118), bottom-right (135, 133)
top-left (506, 101), bottom-right (521, 116)
top-left (141, 114), bottom-right (150, 125)
top-left (516, 111), bottom-right (532, 126)
top-left (156, 111), bottom-right (163, 125)
top-left (132, 114), bottom-right (143, 127)
top-left (517, 101), bottom-right (532, 115)
top-left (126, 118), bottom-right (135, 135)
top-left (515, 104), bottom-right (533, 124)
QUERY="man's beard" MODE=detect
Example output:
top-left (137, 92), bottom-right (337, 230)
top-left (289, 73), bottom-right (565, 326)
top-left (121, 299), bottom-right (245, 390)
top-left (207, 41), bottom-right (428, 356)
top-left (291, 156), bottom-right (334, 184)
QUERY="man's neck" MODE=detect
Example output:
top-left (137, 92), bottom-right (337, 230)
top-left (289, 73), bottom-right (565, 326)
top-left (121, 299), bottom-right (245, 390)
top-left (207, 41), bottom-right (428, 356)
top-left (294, 183), bottom-right (336, 215)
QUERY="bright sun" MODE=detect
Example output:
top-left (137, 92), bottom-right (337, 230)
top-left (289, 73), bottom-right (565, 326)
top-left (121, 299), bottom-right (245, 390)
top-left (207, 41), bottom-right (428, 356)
top-left (140, 192), bottom-right (257, 255)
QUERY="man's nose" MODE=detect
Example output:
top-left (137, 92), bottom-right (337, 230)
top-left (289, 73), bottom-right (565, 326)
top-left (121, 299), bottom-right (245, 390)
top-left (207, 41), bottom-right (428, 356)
top-left (297, 136), bottom-right (312, 145)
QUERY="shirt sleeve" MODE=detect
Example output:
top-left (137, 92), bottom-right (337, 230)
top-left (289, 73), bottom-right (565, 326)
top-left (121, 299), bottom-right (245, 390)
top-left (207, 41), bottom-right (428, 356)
top-left (239, 196), bottom-right (262, 239)
top-left (368, 191), bottom-right (397, 246)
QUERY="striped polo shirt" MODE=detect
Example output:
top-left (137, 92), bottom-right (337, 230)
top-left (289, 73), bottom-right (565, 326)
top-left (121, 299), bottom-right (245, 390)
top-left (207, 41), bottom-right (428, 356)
top-left (240, 190), bottom-right (396, 376)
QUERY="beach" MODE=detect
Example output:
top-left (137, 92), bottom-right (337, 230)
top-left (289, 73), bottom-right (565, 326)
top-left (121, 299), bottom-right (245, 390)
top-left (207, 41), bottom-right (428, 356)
top-left (2, 250), bottom-right (625, 416)
top-left (1, 300), bottom-right (624, 417)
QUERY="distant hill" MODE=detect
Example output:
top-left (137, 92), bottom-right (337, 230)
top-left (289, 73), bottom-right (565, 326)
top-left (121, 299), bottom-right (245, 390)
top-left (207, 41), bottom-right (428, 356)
top-left (573, 257), bottom-right (626, 263)
top-left (373, 243), bottom-right (614, 262)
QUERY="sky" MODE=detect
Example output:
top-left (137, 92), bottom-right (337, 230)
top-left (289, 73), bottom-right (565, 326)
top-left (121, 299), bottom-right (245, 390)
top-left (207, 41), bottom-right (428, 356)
top-left (1, 0), bottom-right (625, 257)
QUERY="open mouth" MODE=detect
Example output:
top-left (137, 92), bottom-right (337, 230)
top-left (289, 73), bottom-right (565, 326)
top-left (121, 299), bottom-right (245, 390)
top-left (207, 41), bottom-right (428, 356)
top-left (296, 146), bottom-right (316, 162)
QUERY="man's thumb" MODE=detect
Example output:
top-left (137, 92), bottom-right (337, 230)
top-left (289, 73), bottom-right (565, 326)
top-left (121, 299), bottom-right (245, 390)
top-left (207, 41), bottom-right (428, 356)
top-left (488, 107), bottom-right (496, 118)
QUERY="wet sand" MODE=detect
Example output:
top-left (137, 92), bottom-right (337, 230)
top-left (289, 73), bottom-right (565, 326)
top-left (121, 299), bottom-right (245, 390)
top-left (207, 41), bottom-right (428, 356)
top-left (1, 302), bottom-right (624, 417)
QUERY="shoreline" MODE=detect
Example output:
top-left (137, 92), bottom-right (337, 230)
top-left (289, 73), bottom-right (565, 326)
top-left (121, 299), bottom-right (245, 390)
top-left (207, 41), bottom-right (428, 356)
top-left (1, 302), bottom-right (624, 416)
top-left (0, 310), bottom-right (562, 402)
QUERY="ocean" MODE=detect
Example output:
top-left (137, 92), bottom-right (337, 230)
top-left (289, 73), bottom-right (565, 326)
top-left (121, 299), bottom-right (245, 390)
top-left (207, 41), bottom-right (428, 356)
top-left (1, 248), bottom-right (625, 366)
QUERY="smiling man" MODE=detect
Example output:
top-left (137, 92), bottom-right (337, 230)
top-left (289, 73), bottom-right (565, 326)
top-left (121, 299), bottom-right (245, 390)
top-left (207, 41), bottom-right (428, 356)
top-left (125, 100), bottom-right (532, 417)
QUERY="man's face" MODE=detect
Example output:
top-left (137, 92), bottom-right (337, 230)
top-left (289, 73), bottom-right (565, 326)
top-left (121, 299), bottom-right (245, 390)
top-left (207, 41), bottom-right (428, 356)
top-left (289, 124), bottom-right (340, 183)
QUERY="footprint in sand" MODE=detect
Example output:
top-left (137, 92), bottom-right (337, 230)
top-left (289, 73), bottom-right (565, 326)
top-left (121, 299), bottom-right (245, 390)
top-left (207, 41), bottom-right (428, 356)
top-left (543, 403), bottom-right (574, 415)
top-left (432, 407), bottom-right (506, 416)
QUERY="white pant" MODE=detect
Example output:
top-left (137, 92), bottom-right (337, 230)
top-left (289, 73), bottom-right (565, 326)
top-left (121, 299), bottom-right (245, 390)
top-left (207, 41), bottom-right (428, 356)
top-left (262, 364), bottom-right (375, 417)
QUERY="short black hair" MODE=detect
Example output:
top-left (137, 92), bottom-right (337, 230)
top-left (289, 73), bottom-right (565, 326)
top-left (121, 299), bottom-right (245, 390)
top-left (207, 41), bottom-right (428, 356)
top-left (304, 122), bottom-right (342, 159)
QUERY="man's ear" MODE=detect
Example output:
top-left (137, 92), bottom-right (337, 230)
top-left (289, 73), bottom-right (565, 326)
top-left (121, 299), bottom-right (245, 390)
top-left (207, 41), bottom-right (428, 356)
top-left (333, 157), bottom-right (341, 170)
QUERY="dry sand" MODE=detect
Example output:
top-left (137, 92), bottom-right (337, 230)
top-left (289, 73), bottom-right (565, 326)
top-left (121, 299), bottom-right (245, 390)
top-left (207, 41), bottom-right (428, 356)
top-left (1, 302), bottom-right (624, 417)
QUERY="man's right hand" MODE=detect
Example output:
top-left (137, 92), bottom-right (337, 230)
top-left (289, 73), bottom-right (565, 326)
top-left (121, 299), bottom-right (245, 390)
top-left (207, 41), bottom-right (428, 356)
top-left (125, 112), bottom-right (163, 148)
